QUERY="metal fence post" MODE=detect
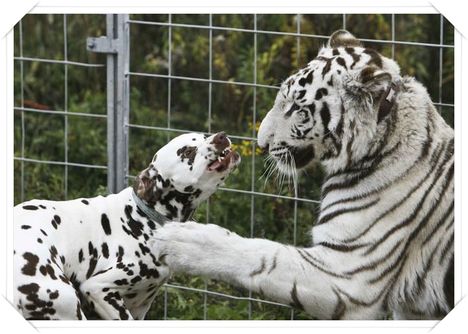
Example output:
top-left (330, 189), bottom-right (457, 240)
top-left (87, 14), bottom-right (130, 193)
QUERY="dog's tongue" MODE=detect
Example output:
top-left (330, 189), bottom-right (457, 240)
top-left (208, 159), bottom-right (223, 171)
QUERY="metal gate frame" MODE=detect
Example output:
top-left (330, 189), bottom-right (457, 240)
top-left (87, 14), bottom-right (130, 194)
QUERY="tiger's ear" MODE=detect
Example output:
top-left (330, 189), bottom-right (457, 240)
top-left (344, 65), bottom-right (392, 97)
top-left (328, 30), bottom-right (362, 48)
top-left (133, 163), bottom-right (161, 205)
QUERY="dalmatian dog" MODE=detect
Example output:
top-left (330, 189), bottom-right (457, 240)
top-left (13, 132), bottom-right (240, 320)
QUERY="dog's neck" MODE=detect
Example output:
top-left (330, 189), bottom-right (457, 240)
top-left (132, 183), bottom-right (202, 223)
top-left (150, 187), bottom-right (199, 222)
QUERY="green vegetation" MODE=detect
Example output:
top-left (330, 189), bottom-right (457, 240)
top-left (14, 14), bottom-right (454, 320)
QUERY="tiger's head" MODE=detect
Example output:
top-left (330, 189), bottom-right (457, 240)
top-left (257, 30), bottom-right (401, 175)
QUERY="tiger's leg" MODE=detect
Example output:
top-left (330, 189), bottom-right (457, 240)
top-left (152, 222), bottom-right (383, 319)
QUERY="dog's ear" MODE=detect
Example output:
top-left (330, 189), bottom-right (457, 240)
top-left (133, 163), bottom-right (161, 206)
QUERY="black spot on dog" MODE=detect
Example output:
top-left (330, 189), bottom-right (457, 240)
top-left (40, 229), bottom-right (48, 236)
top-left (53, 215), bottom-right (61, 225)
top-left (78, 249), bottom-right (84, 263)
top-left (50, 215), bottom-right (61, 230)
top-left (39, 264), bottom-right (57, 280)
top-left (23, 205), bottom-right (39, 210)
top-left (103, 291), bottom-right (129, 320)
top-left (177, 146), bottom-right (198, 166)
top-left (22, 252), bottom-right (39, 276)
top-left (138, 260), bottom-right (160, 279)
top-left (39, 205), bottom-right (46, 209)
top-left (101, 243), bottom-right (109, 259)
top-left (21, 225), bottom-right (31, 230)
top-left (37, 238), bottom-right (43, 244)
top-left (117, 246), bottom-right (125, 258)
top-left (18, 282), bottom-right (56, 319)
top-left (49, 290), bottom-right (59, 299)
top-left (124, 205), bottom-right (145, 238)
top-left (101, 213), bottom-right (112, 235)
top-left (86, 258), bottom-right (98, 279)
top-left (130, 276), bottom-right (142, 284)
top-left (114, 279), bottom-right (129, 286)
top-left (49, 246), bottom-right (58, 261)
top-left (138, 243), bottom-right (151, 256)
top-left (81, 199), bottom-right (89, 205)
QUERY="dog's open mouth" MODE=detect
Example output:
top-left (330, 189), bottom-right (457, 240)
top-left (208, 148), bottom-right (240, 172)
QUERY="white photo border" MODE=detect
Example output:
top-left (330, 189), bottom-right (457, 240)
top-left (0, 1), bottom-right (465, 333)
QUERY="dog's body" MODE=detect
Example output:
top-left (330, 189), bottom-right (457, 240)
top-left (14, 132), bottom-right (240, 320)
top-left (14, 188), bottom-right (168, 320)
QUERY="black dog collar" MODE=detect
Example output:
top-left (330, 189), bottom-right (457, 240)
top-left (131, 190), bottom-right (170, 225)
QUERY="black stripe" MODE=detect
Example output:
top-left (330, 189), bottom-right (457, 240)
top-left (367, 244), bottom-right (407, 284)
top-left (284, 103), bottom-right (301, 118)
top-left (332, 288), bottom-right (346, 320)
top-left (344, 240), bottom-right (403, 276)
top-left (249, 257), bottom-right (266, 277)
top-left (413, 242), bottom-right (442, 295)
top-left (321, 127), bottom-right (435, 213)
top-left (321, 58), bottom-right (333, 78)
top-left (317, 198), bottom-right (379, 226)
top-left (439, 233), bottom-right (454, 266)
top-left (316, 241), bottom-right (367, 253)
top-left (290, 282), bottom-right (304, 310)
top-left (421, 202), bottom-right (454, 246)
top-left (268, 254), bottom-right (278, 274)
top-left (336, 286), bottom-right (384, 307)
top-left (343, 140), bottom-right (447, 243)
top-left (365, 158), bottom-right (453, 255)
top-left (367, 162), bottom-right (453, 284)
top-left (443, 254), bottom-right (454, 309)
top-left (297, 249), bottom-right (349, 279)
top-left (363, 48), bottom-right (383, 68)
top-left (345, 47), bottom-right (360, 69)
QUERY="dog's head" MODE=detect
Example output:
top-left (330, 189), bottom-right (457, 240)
top-left (133, 132), bottom-right (240, 219)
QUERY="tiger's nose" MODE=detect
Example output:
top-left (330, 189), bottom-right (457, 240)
top-left (212, 132), bottom-right (230, 152)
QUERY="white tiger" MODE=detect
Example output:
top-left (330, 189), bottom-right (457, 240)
top-left (151, 30), bottom-right (454, 320)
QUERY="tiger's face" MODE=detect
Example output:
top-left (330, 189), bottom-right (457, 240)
top-left (257, 30), bottom-right (401, 175)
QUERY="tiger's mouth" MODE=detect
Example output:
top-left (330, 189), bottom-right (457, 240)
top-left (290, 145), bottom-right (315, 169)
top-left (271, 144), bottom-right (315, 171)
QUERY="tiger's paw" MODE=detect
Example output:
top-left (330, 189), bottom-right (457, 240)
top-left (151, 221), bottom-right (235, 275)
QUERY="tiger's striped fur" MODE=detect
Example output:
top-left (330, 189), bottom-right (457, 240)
top-left (152, 30), bottom-right (454, 319)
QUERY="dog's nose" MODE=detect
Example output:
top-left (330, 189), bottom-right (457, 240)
top-left (212, 132), bottom-right (230, 151)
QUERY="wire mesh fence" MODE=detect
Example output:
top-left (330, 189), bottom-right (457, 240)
top-left (14, 13), bottom-right (454, 320)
